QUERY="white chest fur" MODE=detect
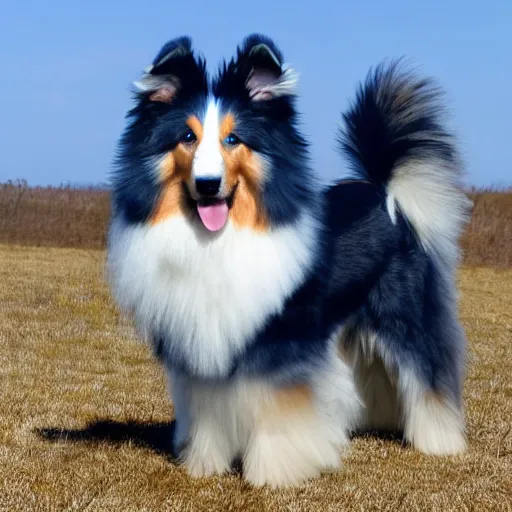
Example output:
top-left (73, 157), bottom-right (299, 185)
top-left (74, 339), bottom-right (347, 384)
top-left (107, 214), bottom-right (317, 378)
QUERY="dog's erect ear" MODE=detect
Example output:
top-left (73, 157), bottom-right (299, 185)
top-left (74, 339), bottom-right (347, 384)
top-left (238, 34), bottom-right (298, 101)
top-left (134, 36), bottom-right (206, 103)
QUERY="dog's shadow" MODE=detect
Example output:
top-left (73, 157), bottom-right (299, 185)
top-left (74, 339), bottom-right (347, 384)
top-left (37, 419), bottom-right (406, 462)
top-left (37, 419), bottom-right (245, 474)
top-left (36, 419), bottom-right (178, 460)
top-left (351, 428), bottom-right (406, 446)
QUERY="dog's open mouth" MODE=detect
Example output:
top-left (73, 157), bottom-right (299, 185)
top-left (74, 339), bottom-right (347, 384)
top-left (184, 183), bottom-right (238, 233)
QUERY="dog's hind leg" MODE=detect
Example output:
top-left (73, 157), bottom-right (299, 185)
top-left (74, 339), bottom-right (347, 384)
top-left (398, 365), bottom-right (467, 455)
top-left (339, 325), bottom-right (400, 434)
top-left (396, 279), bottom-right (468, 456)
top-left (339, 318), bottom-right (467, 455)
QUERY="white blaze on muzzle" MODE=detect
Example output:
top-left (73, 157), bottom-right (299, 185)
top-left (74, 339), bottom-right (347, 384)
top-left (192, 100), bottom-right (229, 232)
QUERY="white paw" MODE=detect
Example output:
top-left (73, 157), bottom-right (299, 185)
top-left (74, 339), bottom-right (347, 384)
top-left (405, 394), bottom-right (467, 456)
top-left (243, 426), bottom-right (345, 488)
top-left (410, 422), bottom-right (467, 456)
top-left (182, 450), bottom-right (232, 478)
top-left (179, 426), bottom-right (234, 478)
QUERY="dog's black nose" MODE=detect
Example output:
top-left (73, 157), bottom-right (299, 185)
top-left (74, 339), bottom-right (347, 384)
top-left (195, 177), bottom-right (221, 197)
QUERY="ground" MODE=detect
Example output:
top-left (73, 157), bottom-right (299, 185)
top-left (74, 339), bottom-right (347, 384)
top-left (0, 244), bottom-right (510, 512)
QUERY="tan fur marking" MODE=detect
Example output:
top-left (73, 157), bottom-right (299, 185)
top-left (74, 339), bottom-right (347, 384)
top-left (186, 115), bottom-right (203, 142)
top-left (150, 178), bottom-right (185, 223)
top-left (273, 384), bottom-right (314, 414)
top-left (150, 115), bottom-right (204, 224)
top-left (221, 129), bottom-right (269, 231)
top-left (257, 384), bottom-right (315, 430)
top-left (151, 145), bottom-right (195, 224)
top-left (220, 113), bottom-right (235, 139)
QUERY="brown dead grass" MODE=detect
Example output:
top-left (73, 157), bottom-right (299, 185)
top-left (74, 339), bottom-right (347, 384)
top-left (1, 181), bottom-right (511, 266)
top-left (461, 187), bottom-right (512, 267)
top-left (0, 245), bottom-right (511, 511)
top-left (0, 181), bottom-right (109, 249)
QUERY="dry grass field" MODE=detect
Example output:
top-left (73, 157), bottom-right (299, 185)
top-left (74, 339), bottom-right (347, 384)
top-left (1, 243), bottom-right (511, 512)
top-left (1, 182), bottom-right (511, 510)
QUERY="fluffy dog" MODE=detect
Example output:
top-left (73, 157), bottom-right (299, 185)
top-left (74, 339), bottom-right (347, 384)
top-left (107, 34), bottom-right (471, 487)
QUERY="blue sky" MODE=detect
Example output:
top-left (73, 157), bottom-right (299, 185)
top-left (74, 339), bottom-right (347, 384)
top-left (0, 0), bottom-right (510, 187)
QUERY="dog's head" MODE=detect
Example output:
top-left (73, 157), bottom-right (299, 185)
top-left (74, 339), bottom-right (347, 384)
top-left (113, 34), bottom-right (315, 233)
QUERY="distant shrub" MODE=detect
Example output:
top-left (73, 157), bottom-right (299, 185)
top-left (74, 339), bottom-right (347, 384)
top-left (0, 181), bottom-right (110, 249)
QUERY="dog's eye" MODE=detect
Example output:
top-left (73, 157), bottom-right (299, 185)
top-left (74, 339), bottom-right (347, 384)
top-left (223, 133), bottom-right (240, 147)
top-left (181, 129), bottom-right (197, 144)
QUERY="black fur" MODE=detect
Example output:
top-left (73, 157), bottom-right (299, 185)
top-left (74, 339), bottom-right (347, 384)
top-left (339, 59), bottom-right (457, 187)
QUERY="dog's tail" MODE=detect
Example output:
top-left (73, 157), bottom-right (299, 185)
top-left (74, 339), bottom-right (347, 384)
top-left (338, 59), bottom-right (471, 268)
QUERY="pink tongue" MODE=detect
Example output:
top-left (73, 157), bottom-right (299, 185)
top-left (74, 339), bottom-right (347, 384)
top-left (197, 201), bottom-right (229, 232)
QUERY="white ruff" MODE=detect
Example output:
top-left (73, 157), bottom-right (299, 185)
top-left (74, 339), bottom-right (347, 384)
top-left (107, 213), bottom-right (317, 378)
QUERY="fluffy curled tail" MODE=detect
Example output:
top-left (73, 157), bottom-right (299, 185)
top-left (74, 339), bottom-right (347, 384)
top-left (338, 60), bottom-right (472, 268)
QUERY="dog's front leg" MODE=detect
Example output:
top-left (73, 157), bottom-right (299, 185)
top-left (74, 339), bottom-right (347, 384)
top-left (167, 370), bottom-right (236, 477)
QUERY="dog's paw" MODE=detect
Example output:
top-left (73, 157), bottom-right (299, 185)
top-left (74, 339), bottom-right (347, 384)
top-left (243, 428), bottom-right (344, 488)
top-left (178, 426), bottom-right (234, 478)
top-left (405, 393), bottom-right (467, 456)
top-left (181, 450), bottom-right (231, 478)
top-left (410, 423), bottom-right (467, 456)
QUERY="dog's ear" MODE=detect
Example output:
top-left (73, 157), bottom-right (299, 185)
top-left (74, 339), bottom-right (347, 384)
top-left (242, 34), bottom-right (298, 101)
top-left (222, 34), bottom-right (298, 102)
top-left (134, 36), bottom-right (206, 103)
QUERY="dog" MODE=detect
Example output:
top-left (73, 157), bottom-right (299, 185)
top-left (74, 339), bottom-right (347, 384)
top-left (106, 34), bottom-right (471, 487)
